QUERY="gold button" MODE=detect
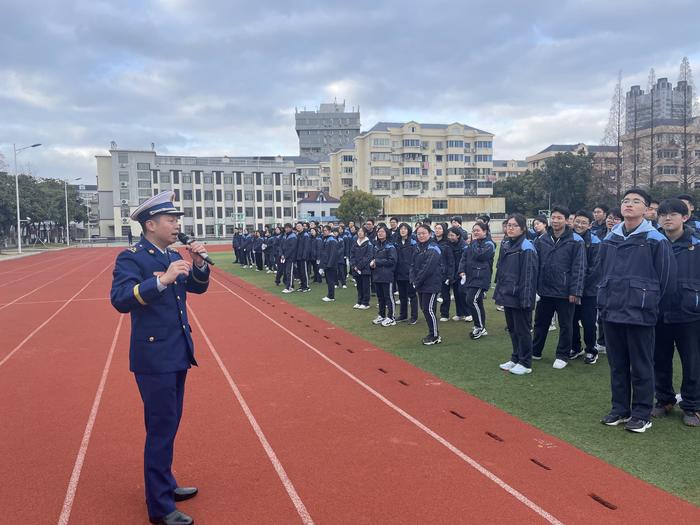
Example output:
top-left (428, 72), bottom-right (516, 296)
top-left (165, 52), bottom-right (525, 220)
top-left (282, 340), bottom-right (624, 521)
top-left (177, 296), bottom-right (181, 300)
top-left (148, 336), bottom-right (155, 342)
top-left (180, 310), bottom-right (183, 314)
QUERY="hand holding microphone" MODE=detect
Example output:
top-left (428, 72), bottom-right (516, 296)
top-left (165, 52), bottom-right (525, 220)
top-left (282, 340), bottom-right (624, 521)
top-left (177, 232), bottom-right (216, 266)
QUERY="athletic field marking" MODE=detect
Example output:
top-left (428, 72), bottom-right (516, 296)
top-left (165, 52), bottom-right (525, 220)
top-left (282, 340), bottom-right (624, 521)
top-left (0, 297), bottom-right (108, 307)
top-left (211, 275), bottom-right (564, 525)
top-left (57, 315), bottom-right (124, 525)
top-left (0, 253), bottom-right (74, 287)
top-left (0, 261), bottom-right (114, 369)
top-left (189, 307), bottom-right (315, 525)
top-left (0, 258), bottom-right (97, 311)
top-left (0, 252), bottom-right (70, 275)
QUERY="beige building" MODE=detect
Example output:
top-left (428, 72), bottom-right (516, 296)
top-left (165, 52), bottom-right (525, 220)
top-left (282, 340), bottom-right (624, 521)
top-left (527, 143), bottom-right (619, 180)
top-left (621, 117), bottom-right (700, 190)
top-left (383, 196), bottom-right (505, 225)
top-left (329, 121), bottom-right (495, 200)
top-left (493, 159), bottom-right (528, 179)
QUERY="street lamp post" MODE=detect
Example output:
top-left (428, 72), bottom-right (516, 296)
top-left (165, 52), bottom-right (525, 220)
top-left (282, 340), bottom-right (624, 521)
top-left (14, 143), bottom-right (42, 253)
top-left (64, 177), bottom-right (81, 246)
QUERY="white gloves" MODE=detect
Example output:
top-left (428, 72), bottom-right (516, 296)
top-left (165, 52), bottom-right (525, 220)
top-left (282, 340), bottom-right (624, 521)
top-left (319, 268), bottom-right (325, 276)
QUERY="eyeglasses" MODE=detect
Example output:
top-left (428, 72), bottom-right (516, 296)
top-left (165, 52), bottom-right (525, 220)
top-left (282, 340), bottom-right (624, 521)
top-left (505, 223), bottom-right (520, 229)
top-left (621, 198), bottom-right (646, 205)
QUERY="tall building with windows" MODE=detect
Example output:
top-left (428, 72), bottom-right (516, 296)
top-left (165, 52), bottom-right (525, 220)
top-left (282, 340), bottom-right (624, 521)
top-left (295, 102), bottom-right (361, 161)
top-left (96, 148), bottom-right (299, 238)
top-left (492, 159), bottom-right (528, 179)
top-left (328, 121), bottom-right (495, 199)
top-left (626, 78), bottom-right (693, 133)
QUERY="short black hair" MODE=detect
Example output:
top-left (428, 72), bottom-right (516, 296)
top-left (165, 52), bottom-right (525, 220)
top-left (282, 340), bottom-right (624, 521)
top-left (533, 214), bottom-right (548, 225)
top-left (607, 207), bottom-right (622, 220)
top-left (677, 194), bottom-right (696, 206)
top-left (574, 209), bottom-right (593, 223)
top-left (506, 213), bottom-right (527, 231)
top-left (649, 199), bottom-right (660, 206)
top-left (284, 222), bottom-right (293, 228)
top-left (594, 204), bottom-right (610, 214)
top-left (623, 188), bottom-right (651, 206)
top-left (477, 214), bottom-right (491, 223)
top-left (447, 226), bottom-right (462, 237)
top-left (472, 222), bottom-right (490, 233)
top-left (658, 198), bottom-right (689, 216)
top-left (423, 218), bottom-right (433, 225)
top-left (390, 216), bottom-right (399, 222)
top-left (366, 218), bottom-right (375, 225)
top-left (550, 205), bottom-right (570, 218)
top-left (322, 224), bottom-right (332, 232)
top-left (451, 216), bottom-right (462, 224)
top-left (415, 224), bottom-right (432, 235)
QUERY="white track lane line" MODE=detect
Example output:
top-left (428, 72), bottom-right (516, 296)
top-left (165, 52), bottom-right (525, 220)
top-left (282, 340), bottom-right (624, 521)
top-left (0, 297), bottom-right (108, 307)
top-left (0, 260), bottom-right (114, 369)
top-left (57, 315), bottom-right (124, 525)
top-left (188, 306), bottom-right (315, 525)
top-left (0, 254), bottom-right (74, 287)
top-left (210, 275), bottom-right (564, 525)
top-left (0, 258), bottom-right (98, 311)
top-left (0, 251), bottom-right (71, 275)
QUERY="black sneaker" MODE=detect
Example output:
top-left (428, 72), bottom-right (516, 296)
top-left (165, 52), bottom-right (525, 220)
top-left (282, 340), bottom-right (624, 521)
top-left (301, 288), bottom-right (311, 293)
top-left (651, 403), bottom-right (674, 418)
top-left (625, 417), bottom-right (652, 433)
top-left (584, 353), bottom-right (598, 365)
top-left (395, 316), bottom-right (408, 323)
top-left (408, 318), bottom-right (418, 325)
top-left (601, 413), bottom-right (631, 426)
top-left (422, 335), bottom-right (442, 345)
top-left (569, 348), bottom-right (585, 360)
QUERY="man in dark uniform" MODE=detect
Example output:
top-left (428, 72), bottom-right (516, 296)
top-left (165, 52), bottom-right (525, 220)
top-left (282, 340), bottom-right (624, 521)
top-left (110, 191), bottom-right (209, 525)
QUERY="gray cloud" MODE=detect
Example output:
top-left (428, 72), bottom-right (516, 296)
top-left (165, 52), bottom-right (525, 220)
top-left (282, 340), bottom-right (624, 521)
top-left (1, 0), bottom-right (699, 182)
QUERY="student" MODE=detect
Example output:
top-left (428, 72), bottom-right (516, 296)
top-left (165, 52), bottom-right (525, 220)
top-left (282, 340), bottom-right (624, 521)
top-left (653, 199), bottom-right (700, 427)
top-left (364, 219), bottom-right (377, 242)
top-left (531, 205), bottom-right (586, 369)
top-left (240, 229), bottom-right (253, 268)
top-left (336, 225), bottom-right (349, 288)
top-left (232, 228), bottom-right (242, 263)
top-left (459, 222), bottom-right (495, 339)
top-left (446, 226), bottom-right (469, 321)
top-left (494, 219), bottom-right (511, 313)
top-left (252, 230), bottom-right (264, 271)
top-left (677, 194), bottom-right (700, 232)
top-left (605, 208), bottom-right (622, 234)
top-left (280, 223), bottom-right (298, 293)
top-left (310, 228), bottom-right (323, 283)
top-left (528, 215), bottom-right (548, 240)
top-left (645, 199), bottom-right (660, 230)
top-left (350, 226), bottom-right (373, 309)
top-left (294, 222), bottom-right (311, 292)
top-left (434, 223), bottom-right (455, 316)
top-left (450, 216), bottom-right (468, 242)
top-left (496, 214), bottom-right (539, 375)
top-left (388, 217), bottom-right (400, 243)
top-left (370, 225), bottom-right (397, 326)
top-left (319, 225), bottom-right (339, 302)
top-left (410, 224), bottom-right (443, 345)
top-left (394, 223), bottom-right (418, 323)
top-left (273, 227), bottom-right (285, 286)
top-left (570, 210), bottom-right (601, 364)
top-left (591, 204), bottom-right (609, 239)
top-left (598, 188), bottom-right (675, 433)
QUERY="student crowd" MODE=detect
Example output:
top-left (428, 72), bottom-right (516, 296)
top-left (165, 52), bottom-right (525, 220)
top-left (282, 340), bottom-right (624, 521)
top-left (231, 191), bottom-right (700, 433)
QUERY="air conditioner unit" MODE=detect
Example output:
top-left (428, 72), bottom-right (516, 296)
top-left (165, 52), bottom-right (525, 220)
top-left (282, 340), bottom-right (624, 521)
top-left (121, 218), bottom-right (130, 225)
top-left (120, 182), bottom-right (128, 188)
top-left (120, 199), bottom-right (129, 205)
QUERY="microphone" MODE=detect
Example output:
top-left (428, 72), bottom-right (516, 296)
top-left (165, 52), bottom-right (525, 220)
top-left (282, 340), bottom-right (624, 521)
top-left (177, 233), bottom-right (216, 266)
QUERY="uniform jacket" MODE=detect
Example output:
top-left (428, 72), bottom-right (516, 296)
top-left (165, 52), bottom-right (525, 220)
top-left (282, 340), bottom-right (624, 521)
top-left (458, 238), bottom-right (496, 290)
top-left (493, 234), bottom-right (538, 309)
top-left (410, 241), bottom-right (442, 293)
top-left (395, 237), bottom-right (417, 281)
top-left (252, 236), bottom-right (264, 253)
top-left (597, 220), bottom-right (675, 326)
top-left (320, 235), bottom-right (340, 269)
top-left (447, 237), bottom-right (467, 281)
top-left (310, 235), bottom-right (322, 261)
top-left (436, 237), bottom-right (455, 284)
top-left (281, 231), bottom-right (298, 260)
top-left (335, 234), bottom-right (347, 264)
top-left (659, 227), bottom-right (700, 324)
top-left (295, 231), bottom-right (311, 261)
top-left (232, 233), bottom-right (242, 249)
top-left (591, 220), bottom-right (607, 240)
top-left (371, 239), bottom-right (397, 283)
top-left (110, 236), bottom-right (209, 374)
top-left (534, 226), bottom-right (586, 299)
top-left (579, 230), bottom-right (601, 297)
top-left (241, 233), bottom-right (253, 252)
top-left (349, 238), bottom-right (374, 276)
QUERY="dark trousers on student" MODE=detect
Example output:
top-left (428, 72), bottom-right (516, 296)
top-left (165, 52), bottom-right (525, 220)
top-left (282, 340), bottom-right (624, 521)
top-left (376, 282), bottom-right (395, 320)
top-left (355, 274), bottom-right (370, 306)
top-left (397, 279), bottom-right (418, 320)
top-left (572, 296), bottom-right (598, 355)
top-left (603, 321), bottom-right (655, 420)
top-left (233, 248), bottom-right (240, 263)
top-left (254, 252), bottom-right (263, 270)
top-left (264, 252), bottom-right (274, 271)
top-left (283, 260), bottom-right (295, 289)
top-left (274, 257), bottom-right (284, 284)
top-left (296, 260), bottom-right (309, 290)
top-left (654, 320), bottom-right (700, 413)
top-left (323, 268), bottom-right (337, 299)
top-left (532, 297), bottom-right (575, 360)
top-left (439, 281), bottom-right (451, 318)
top-left (504, 307), bottom-right (533, 368)
top-left (337, 261), bottom-right (347, 286)
top-left (311, 260), bottom-right (322, 282)
top-left (465, 287), bottom-right (487, 329)
top-left (440, 281), bottom-right (468, 318)
top-left (419, 292), bottom-right (439, 337)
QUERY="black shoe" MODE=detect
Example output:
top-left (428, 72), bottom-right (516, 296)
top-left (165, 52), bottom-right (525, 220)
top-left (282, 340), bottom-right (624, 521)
top-left (601, 413), bottom-right (631, 426)
top-left (584, 353), bottom-right (598, 365)
top-left (408, 318), bottom-right (418, 325)
top-left (651, 403), bottom-right (674, 418)
top-left (625, 417), bottom-right (652, 433)
top-left (682, 411), bottom-right (700, 427)
top-left (149, 509), bottom-right (194, 525)
top-left (569, 348), bottom-right (585, 360)
top-left (174, 487), bottom-right (198, 502)
top-left (422, 335), bottom-right (442, 345)
top-left (395, 316), bottom-right (408, 323)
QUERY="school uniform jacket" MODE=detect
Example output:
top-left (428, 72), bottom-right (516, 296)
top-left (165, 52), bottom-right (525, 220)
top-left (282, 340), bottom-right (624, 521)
top-left (597, 220), bottom-right (675, 326)
top-left (349, 238), bottom-right (374, 275)
top-left (493, 234), bottom-right (539, 310)
top-left (394, 238), bottom-right (417, 281)
top-left (295, 231), bottom-right (311, 261)
top-left (659, 227), bottom-right (700, 324)
top-left (410, 241), bottom-right (442, 294)
top-left (371, 240), bottom-right (397, 283)
top-left (458, 238), bottom-right (496, 290)
top-left (534, 226), bottom-right (586, 299)
top-left (436, 237), bottom-right (455, 284)
top-left (320, 235), bottom-right (340, 269)
top-left (110, 236), bottom-right (209, 374)
top-left (281, 232), bottom-right (298, 261)
top-left (580, 230), bottom-right (601, 297)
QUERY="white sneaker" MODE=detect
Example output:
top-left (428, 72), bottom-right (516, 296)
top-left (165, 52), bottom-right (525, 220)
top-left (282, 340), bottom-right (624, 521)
top-left (352, 304), bottom-right (360, 309)
top-left (282, 288), bottom-right (294, 294)
top-left (322, 297), bottom-right (335, 302)
top-left (342, 285), bottom-right (347, 289)
top-left (372, 316), bottom-right (385, 325)
top-left (395, 299), bottom-right (401, 304)
top-left (510, 364), bottom-right (532, 375)
top-left (381, 318), bottom-right (396, 327)
top-left (358, 304), bottom-right (371, 310)
top-left (595, 344), bottom-right (607, 354)
top-left (439, 317), bottom-right (449, 322)
top-left (452, 315), bottom-right (462, 321)
top-left (549, 323), bottom-right (557, 331)
top-left (393, 290), bottom-right (400, 295)
top-left (499, 361), bottom-right (517, 371)
top-left (437, 297), bottom-right (444, 303)
top-left (496, 305), bottom-right (505, 312)
top-left (552, 359), bottom-right (568, 369)
top-left (464, 315), bottom-right (473, 322)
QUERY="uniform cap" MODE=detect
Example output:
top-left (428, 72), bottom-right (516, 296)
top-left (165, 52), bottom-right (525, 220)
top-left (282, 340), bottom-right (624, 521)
top-left (130, 191), bottom-right (184, 222)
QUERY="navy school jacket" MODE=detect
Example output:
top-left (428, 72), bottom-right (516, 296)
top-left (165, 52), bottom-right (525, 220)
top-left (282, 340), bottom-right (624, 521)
top-left (295, 231), bottom-right (311, 261)
top-left (394, 237), bottom-right (417, 281)
top-left (591, 220), bottom-right (607, 240)
top-left (310, 235), bottom-right (322, 261)
top-left (281, 231), bottom-right (298, 261)
top-left (232, 233), bottom-right (242, 249)
top-left (335, 234), bottom-right (347, 265)
top-left (436, 237), bottom-right (455, 284)
top-left (349, 238), bottom-right (374, 275)
top-left (371, 239), bottom-right (397, 283)
top-left (534, 226), bottom-right (586, 299)
top-left (597, 220), bottom-right (675, 326)
top-left (264, 234), bottom-right (276, 253)
top-left (320, 235), bottom-right (340, 269)
top-left (458, 238), bottom-right (496, 290)
top-left (447, 237), bottom-right (467, 281)
top-left (493, 234), bottom-right (539, 310)
top-left (241, 233), bottom-right (253, 251)
top-left (659, 227), bottom-right (700, 324)
top-left (252, 236), bottom-right (264, 253)
top-left (410, 240), bottom-right (443, 294)
top-left (110, 236), bottom-right (209, 374)
top-left (579, 230), bottom-right (601, 297)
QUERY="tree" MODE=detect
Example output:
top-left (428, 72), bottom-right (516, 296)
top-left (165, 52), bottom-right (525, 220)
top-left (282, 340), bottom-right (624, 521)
top-left (535, 151), bottom-right (594, 212)
top-left (647, 68), bottom-right (657, 189)
top-left (492, 171), bottom-right (544, 215)
top-left (676, 56), bottom-right (699, 191)
top-left (602, 70), bottom-right (625, 201)
top-left (336, 190), bottom-right (382, 223)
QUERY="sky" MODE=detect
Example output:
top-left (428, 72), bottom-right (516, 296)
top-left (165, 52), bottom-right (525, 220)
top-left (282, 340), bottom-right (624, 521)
top-left (1, 0), bottom-right (699, 184)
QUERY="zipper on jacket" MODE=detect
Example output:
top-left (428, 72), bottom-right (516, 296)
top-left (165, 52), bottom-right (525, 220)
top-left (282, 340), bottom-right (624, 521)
top-left (641, 289), bottom-right (646, 309)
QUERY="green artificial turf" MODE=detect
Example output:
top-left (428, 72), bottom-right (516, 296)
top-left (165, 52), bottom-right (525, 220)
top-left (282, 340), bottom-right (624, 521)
top-left (213, 253), bottom-right (699, 506)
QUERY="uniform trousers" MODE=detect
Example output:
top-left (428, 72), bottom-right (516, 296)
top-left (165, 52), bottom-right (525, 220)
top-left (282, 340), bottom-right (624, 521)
top-left (504, 307), bottom-right (533, 368)
top-left (654, 320), bottom-right (700, 412)
top-left (465, 287), bottom-right (487, 329)
top-left (532, 297), bottom-right (575, 360)
top-left (355, 274), bottom-right (371, 306)
top-left (375, 282), bottom-right (395, 319)
top-left (324, 268), bottom-right (337, 299)
top-left (396, 279), bottom-right (418, 320)
top-left (419, 292), bottom-right (439, 336)
top-left (572, 296), bottom-right (598, 355)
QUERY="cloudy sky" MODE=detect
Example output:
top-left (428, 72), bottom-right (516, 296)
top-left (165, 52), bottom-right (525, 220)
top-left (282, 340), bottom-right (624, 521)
top-left (1, 0), bottom-right (699, 183)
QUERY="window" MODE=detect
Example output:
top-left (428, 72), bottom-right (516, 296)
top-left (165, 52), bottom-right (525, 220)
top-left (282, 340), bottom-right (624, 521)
top-left (435, 141), bottom-right (444, 150)
top-left (204, 207), bottom-right (214, 217)
top-left (435, 155), bottom-right (443, 162)
top-left (244, 191), bottom-right (254, 200)
top-left (274, 173), bottom-right (281, 185)
top-left (447, 154), bottom-right (463, 162)
top-left (432, 200), bottom-right (448, 209)
top-left (283, 191), bottom-right (292, 200)
top-left (475, 155), bottom-right (492, 162)
top-left (204, 191), bottom-right (213, 200)
top-left (215, 172), bottom-right (222, 185)
top-left (120, 190), bottom-right (129, 201)
top-left (447, 181), bottom-right (463, 188)
top-left (245, 207), bottom-right (254, 217)
top-left (225, 191), bottom-right (233, 200)
top-left (137, 180), bottom-right (151, 188)
top-left (341, 178), bottom-right (353, 186)
top-left (342, 155), bottom-right (353, 162)
top-left (160, 174), bottom-right (171, 183)
top-left (403, 167), bottom-right (421, 175)
top-left (342, 167), bottom-right (353, 174)
top-left (447, 140), bottom-right (464, 148)
top-left (447, 168), bottom-right (465, 175)
top-left (264, 191), bottom-right (273, 200)
top-left (137, 170), bottom-right (150, 180)
top-left (263, 175), bottom-right (273, 185)
top-left (172, 171), bottom-right (179, 184)
top-left (119, 171), bottom-right (129, 182)
top-left (224, 176), bottom-right (233, 184)
top-left (370, 152), bottom-right (391, 161)
top-left (205, 225), bottom-right (215, 235)
top-left (217, 207), bottom-right (223, 219)
top-left (435, 182), bottom-right (444, 190)
top-left (477, 181), bottom-right (493, 188)
top-left (372, 138), bottom-right (391, 147)
top-left (118, 153), bottom-right (128, 164)
top-left (276, 207), bottom-right (282, 218)
top-left (255, 173), bottom-right (262, 185)
top-left (195, 189), bottom-right (201, 200)
top-left (173, 189), bottom-right (180, 201)
top-left (283, 207), bottom-right (292, 216)
top-left (137, 162), bottom-right (150, 170)
top-left (235, 172), bottom-right (242, 185)
top-left (183, 190), bottom-right (193, 200)
top-left (282, 175), bottom-right (291, 185)
top-left (196, 207), bottom-right (202, 219)
top-left (197, 224), bottom-right (203, 236)
top-left (244, 175), bottom-right (253, 185)
top-left (370, 180), bottom-right (391, 190)
top-left (275, 190), bottom-right (281, 201)
top-left (464, 156), bottom-right (471, 163)
top-left (476, 141), bottom-right (493, 149)
top-left (371, 167), bottom-right (391, 176)
top-left (403, 139), bottom-right (420, 147)
top-left (183, 174), bottom-right (192, 183)
top-left (203, 176), bottom-right (212, 184)
top-left (256, 190), bottom-right (262, 201)
top-left (436, 169), bottom-right (443, 176)
top-left (236, 190), bottom-right (243, 201)
top-left (216, 189), bottom-right (222, 201)
top-left (264, 207), bottom-right (274, 217)
top-left (194, 171), bottom-right (201, 185)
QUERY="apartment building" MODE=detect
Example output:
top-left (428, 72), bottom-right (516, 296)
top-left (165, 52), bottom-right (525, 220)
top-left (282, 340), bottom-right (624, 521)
top-left (492, 159), bottom-right (528, 179)
top-left (295, 102), bottom-right (361, 161)
top-left (527, 144), bottom-right (619, 179)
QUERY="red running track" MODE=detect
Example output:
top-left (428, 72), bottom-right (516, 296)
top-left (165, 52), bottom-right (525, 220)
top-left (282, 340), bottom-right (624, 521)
top-left (0, 248), bottom-right (698, 524)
